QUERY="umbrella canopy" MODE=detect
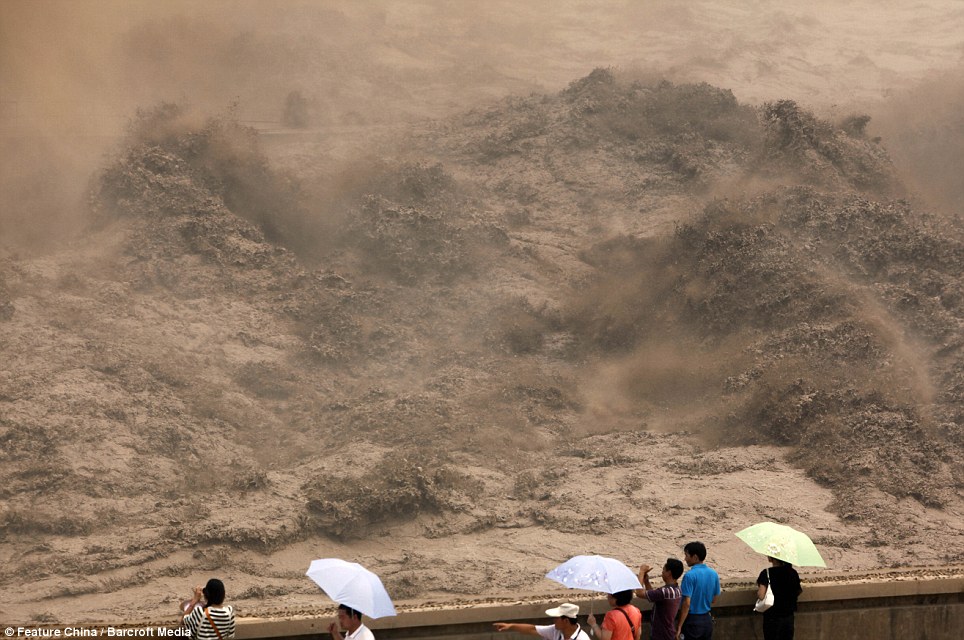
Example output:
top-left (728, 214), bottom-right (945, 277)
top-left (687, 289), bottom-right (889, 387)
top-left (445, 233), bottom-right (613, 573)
top-left (545, 555), bottom-right (643, 593)
top-left (305, 558), bottom-right (397, 619)
top-left (735, 522), bottom-right (827, 567)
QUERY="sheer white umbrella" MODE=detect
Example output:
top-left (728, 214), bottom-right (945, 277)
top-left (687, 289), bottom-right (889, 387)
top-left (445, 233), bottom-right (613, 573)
top-left (546, 555), bottom-right (642, 615)
top-left (546, 555), bottom-right (643, 593)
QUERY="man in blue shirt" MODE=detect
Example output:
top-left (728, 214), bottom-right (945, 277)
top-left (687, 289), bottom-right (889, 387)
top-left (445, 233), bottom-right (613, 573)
top-left (676, 541), bottom-right (721, 640)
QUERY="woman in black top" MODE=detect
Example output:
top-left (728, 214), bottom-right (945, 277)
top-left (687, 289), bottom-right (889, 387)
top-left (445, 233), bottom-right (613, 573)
top-left (757, 556), bottom-right (802, 640)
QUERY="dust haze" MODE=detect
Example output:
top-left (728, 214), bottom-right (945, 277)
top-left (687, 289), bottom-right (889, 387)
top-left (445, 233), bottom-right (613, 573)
top-left (1, 0), bottom-right (963, 626)
top-left (3, 0), bottom-right (963, 250)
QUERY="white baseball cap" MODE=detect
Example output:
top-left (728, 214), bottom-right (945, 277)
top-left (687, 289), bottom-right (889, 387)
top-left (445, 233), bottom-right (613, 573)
top-left (546, 603), bottom-right (580, 618)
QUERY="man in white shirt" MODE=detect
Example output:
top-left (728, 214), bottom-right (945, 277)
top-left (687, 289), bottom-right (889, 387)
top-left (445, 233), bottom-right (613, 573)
top-left (494, 602), bottom-right (591, 640)
top-left (328, 604), bottom-right (375, 640)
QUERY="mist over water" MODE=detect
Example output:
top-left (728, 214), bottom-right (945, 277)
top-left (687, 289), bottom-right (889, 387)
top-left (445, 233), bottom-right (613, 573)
top-left (871, 69), bottom-right (964, 215)
top-left (2, 0), bottom-right (963, 252)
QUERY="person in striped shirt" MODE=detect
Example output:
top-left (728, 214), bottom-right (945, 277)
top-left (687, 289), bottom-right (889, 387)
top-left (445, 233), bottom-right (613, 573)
top-left (180, 578), bottom-right (236, 639)
top-left (635, 559), bottom-right (684, 640)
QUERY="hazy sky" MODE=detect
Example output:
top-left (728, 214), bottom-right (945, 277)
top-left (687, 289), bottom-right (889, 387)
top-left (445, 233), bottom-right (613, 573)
top-left (2, 0), bottom-right (962, 248)
top-left (2, 0), bottom-right (962, 133)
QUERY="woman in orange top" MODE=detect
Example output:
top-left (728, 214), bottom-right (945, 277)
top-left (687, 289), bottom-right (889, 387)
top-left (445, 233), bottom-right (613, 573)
top-left (586, 590), bottom-right (642, 640)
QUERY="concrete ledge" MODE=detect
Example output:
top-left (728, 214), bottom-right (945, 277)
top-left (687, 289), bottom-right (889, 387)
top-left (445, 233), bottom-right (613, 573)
top-left (234, 575), bottom-right (964, 639)
top-left (20, 573), bottom-right (964, 640)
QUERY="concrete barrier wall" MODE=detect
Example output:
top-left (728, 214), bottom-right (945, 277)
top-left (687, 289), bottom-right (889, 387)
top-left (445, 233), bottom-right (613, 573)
top-left (236, 577), bottom-right (964, 640)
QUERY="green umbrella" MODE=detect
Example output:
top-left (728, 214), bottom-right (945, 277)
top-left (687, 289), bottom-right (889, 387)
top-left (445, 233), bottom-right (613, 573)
top-left (735, 522), bottom-right (827, 567)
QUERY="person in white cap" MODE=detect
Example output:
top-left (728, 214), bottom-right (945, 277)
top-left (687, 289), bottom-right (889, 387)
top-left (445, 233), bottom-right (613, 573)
top-left (494, 602), bottom-right (590, 640)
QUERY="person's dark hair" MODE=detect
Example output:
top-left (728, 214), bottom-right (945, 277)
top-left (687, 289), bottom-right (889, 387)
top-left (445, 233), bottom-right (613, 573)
top-left (338, 604), bottom-right (362, 621)
top-left (612, 589), bottom-right (634, 606)
top-left (665, 558), bottom-right (684, 579)
top-left (768, 555), bottom-right (792, 568)
top-left (560, 616), bottom-right (578, 624)
top-left (203, 579), bottom-right (225, 606)
top-left (683, 541), bottom-right (707, 561)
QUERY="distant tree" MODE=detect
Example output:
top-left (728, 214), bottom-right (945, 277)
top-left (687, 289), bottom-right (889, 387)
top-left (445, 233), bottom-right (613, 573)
top-left (282, 90), bottom-right (309, 128)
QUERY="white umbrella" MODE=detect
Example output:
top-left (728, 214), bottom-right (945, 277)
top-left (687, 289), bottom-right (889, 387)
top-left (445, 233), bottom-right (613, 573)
top-left (306, 558), bottom-right (397, 619)
top-left (545, 555), bottom-right (643, 593)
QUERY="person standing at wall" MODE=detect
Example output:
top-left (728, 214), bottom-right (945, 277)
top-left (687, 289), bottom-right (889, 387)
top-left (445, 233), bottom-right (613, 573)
top-left (756, 556), bottom-right (802, 640)
top-left (329, 604), bottom-right (375, 640)
top-left (493, 602), bottom-right (591, 640)
top-left (676, 542), bottom-right (720, 640)
top-left (180, 578), bottom-right (236, 640)
top-left (586, 590), bottom-right (642, 640)
top-left (635, 559), bottom-right (684, 640)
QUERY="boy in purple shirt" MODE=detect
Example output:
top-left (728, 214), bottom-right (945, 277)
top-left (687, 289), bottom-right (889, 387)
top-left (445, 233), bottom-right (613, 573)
top-left (635, 559), bottom-right (684, 640)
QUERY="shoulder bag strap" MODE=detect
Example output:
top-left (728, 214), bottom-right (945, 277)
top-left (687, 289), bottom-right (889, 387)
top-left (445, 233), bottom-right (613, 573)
top-left (203, 608), bottom-right (225, 640)
top-left (615, 606), bottom-right (636, 638)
